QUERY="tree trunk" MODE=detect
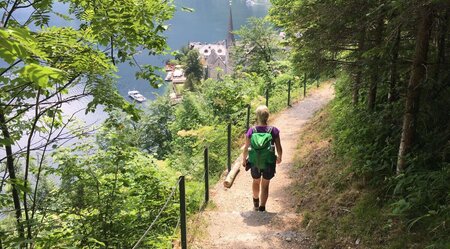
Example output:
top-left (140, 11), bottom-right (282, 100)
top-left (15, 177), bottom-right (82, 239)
top-left (397, 7), bottom-right (434, 173)
top-left (368, 18), bottom-right (384, 111)
top-left (0, 112), bottom-right (25, 240)
top-left (434, 9), bottom-right (448, 82)
top-left (353, 29), bottom-right (366, 105)
top-left (388, 27), bottom-right (401, 103)
top-left (23, 89), bottom-right (42, 241)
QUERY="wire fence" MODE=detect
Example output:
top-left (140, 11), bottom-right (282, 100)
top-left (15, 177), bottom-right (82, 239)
top-left (132, 177), bottom-right (182, 249)
top-left (131, 148), bottom-right (211, 249)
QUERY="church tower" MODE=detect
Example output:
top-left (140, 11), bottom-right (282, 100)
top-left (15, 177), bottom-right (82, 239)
top-left (226, 0), bottom-right (235, 48)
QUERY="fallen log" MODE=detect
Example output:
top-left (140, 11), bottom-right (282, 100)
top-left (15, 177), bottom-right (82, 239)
top-left (223, 160), bottom-right (242, 188)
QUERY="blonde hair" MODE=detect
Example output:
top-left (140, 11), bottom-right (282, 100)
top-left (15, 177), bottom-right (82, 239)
top-left (255, 105), bottom-right (269, 125)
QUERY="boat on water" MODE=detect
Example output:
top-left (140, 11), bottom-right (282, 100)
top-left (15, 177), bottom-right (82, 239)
top-left (164, 71), bottom-right (173, 81)
top-left (128, 90), bottom-right (146, 103)
top-left (245, 0), bottom-right (256, 6)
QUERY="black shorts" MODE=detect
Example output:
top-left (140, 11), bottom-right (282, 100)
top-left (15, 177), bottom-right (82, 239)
top-left (250, 164), bottom-right (276, 180)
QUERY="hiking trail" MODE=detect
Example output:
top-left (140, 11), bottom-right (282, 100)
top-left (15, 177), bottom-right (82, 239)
top-left (192, 83), bottom-right (335, 249)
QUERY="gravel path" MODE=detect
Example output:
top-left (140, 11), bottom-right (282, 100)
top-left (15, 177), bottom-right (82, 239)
top-left (192, 84), bottom-right (335, 249)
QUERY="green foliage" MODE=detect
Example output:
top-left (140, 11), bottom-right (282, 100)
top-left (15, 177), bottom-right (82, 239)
top-left (270, 0), bottom-right (450, 245)
top-left (0, 27), bottom-right (47, 64)
top-left (100, 96), bottom-right (175, 159)
top-left (170, 92), bottom-right (212, 131)
top-left (42, 129), bottom-right (178, 248)
top-left (232, 17), bottom-right (282, 75)
top-left (170, 46), bottom-right (204, 91)
top-left (331, 73), bottom-right (450, 245)
top-left (0, 0), bottom-right (175, 247)
top-left (201, 75), bottom-right (257, 121)
top-left (183, 50), bottom-right (204, 89)
top-left (67, 0), bottom-right (174, 62)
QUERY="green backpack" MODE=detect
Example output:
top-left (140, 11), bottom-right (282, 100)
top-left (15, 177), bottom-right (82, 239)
top-left (248, 126), bottom-right (276, 170)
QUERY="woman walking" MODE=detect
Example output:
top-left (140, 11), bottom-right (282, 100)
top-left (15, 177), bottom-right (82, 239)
top-left (242, 105), bottom-right (282, 211)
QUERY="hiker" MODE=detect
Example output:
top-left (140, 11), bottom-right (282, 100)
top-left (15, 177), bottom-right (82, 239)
top-left (242, 105), bottom-right (282, 212)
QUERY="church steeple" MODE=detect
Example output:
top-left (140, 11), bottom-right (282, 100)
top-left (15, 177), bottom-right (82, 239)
top-left (227, 0), bottom-right (235, 48)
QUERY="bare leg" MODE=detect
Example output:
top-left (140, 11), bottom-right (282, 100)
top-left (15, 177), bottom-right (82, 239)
top-left (260, 178), bottom-right (271, 207)
top-left (252, 178), bottom-right (261, 199)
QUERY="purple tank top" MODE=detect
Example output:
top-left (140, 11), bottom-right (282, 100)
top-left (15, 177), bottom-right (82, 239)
top-left (246, 126), bottom-right (280, 140)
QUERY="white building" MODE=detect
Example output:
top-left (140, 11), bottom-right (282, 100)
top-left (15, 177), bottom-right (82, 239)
top-left (189, 41), bottom-right (230, 79)
top-left (187, 1), bottom-right (235, 80)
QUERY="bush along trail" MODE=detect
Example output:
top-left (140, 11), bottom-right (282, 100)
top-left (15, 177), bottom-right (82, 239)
top-left (191, 82), bottom-right (335, 249)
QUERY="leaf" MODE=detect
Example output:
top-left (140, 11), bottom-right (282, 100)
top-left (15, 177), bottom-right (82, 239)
top-left (181, 7), bottom-right (195, 12)
top-left (0, 193), bottom-right (13, 207)
top-left (19, 63), bottom-right (63, 88)
top-left (407, 213), bottom-right (431, 231)
top-left (9, 27), bottom-right (34, 42)
top-left (156, 25), bottom-right (169, 32)
top-left (87, 237), bottom-right (106, 246)
top-left (53, 11), bottom-right (74, 21)
top-left (0, 31), bottom-right (17, 64)
top-left (0, 138), bottom-right (14, 146)
top-left (391, 199), bottom-right (410, 215)
top-left (7, 178), bottom-right (32, 193)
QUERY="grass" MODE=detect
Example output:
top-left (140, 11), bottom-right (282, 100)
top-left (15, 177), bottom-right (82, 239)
top-left (290, 103), bottom-right (439, 249)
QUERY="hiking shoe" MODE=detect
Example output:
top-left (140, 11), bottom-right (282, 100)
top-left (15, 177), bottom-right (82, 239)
top-left (258, 206), bottom-right (266, 212)
top-left (253, 198), bottom-right (259, 211)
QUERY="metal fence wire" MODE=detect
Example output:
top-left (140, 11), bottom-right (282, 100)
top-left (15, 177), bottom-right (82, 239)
top-left (132, 177), bottom-right (182, 249)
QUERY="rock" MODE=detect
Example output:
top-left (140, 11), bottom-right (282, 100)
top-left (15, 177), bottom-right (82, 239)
top-left (306, 220), bottom-right (312, 230)
top-left (355, 238), bottom-right (361, 245)
top-left (286, 237), bottom-right (292, 242)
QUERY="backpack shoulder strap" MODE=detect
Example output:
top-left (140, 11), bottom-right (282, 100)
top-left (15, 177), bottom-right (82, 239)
top-left (266, 126), bottom-right (273, 134)
top-left (252, 126), bottom-right (258, 133)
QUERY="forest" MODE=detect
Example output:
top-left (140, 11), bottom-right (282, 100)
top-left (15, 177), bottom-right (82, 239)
top-left (1, 0), bottom-right (449, 248)
top-left (270, 0), bottom-right (449, 247)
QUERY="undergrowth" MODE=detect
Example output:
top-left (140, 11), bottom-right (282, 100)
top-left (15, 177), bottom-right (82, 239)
top-left (292, 102), bottom-right (449, 249)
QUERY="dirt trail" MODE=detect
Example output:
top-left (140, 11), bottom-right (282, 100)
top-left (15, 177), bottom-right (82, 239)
top-left (192, 84), bottom-right (335, 249)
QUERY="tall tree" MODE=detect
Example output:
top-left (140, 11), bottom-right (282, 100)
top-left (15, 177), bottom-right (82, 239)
top-left (397, 5), bottom-right (434, 173)
top-left (388, 26), bottom-right (401, 103)
top-left (232, 17), bottom-right (282, 75)
top-left (352, 28), bottom-right (366, 105)
top-left (183, 49), bottom-right (203, 91)
top-left (367, 16), bottom-right (385, 111)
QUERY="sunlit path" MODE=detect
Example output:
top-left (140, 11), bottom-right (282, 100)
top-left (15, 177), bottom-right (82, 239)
top-left (192, 83), bottom-right (335, 249)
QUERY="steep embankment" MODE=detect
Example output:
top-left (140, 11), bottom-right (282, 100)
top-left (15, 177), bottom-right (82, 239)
top-left (289, 98), bottom-right (434, 249)
top-left (191, 83), bottom-right (335, 249)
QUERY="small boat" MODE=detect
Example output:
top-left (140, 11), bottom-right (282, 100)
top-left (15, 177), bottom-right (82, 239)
top-left (164, 71), bottom-right (173, 81)
top-left (128, 90), bottom-right (146, 103)
top-left (246, 0), bottom-right (256, 6)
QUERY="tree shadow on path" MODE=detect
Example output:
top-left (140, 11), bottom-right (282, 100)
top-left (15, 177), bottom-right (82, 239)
top-left (240, 211), bottom-right (277, 227)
